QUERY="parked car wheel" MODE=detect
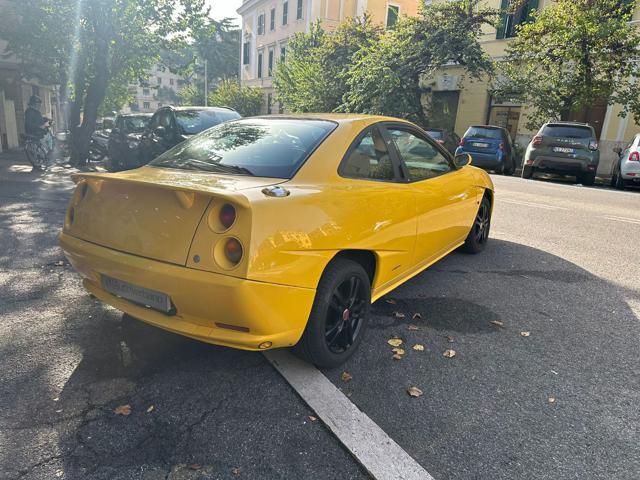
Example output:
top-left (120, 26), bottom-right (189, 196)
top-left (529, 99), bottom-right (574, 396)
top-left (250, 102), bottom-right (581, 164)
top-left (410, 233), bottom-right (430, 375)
top-left (579, 172), bottom-right (596, 186)
top-left (461, 196), bottom-right (491, 254)
top-left (504, 158), bottom-right (515, 176)
top-left (294, 259), bottom-right (371, 368)
top-left (522, 165), bottom-right (534, 179)
top-left (611, 165), bottom-right (626, 190)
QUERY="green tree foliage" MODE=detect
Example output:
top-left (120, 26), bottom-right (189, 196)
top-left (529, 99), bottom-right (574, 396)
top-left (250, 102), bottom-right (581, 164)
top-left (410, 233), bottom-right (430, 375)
top-left (499, 0), bottom-right (640, 128)
top-left (344, 0), bottom-right (499, 126)
top-left (178, 84), bottom-right (205, 106)
top-left (208, 79), bottom-right (263, 117)
top-left (274, 15), bottom-right (382, 112)
top-left (2, 0), bottom-right (210, 164)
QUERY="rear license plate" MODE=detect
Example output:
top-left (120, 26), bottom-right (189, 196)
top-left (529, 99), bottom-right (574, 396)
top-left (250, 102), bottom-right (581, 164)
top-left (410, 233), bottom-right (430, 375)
top-left (472, 142), bottom-right (489, 148)
top-left (553, 146), bottom-right (574, 154)
top-left (101, 275), bottom-right (172, 313)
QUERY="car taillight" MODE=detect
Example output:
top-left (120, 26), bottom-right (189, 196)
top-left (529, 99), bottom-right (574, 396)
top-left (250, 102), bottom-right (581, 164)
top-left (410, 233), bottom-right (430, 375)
top-left (224, 238), bottom-right (243, 265)
top-left (219, 204), bottom-right (236, 229)
top-left (629, 151), bottom-right (640, 161)
top-left (532, 135), bottom-right (543, 146)
top-left (589, 140), bottom-right (598, 151)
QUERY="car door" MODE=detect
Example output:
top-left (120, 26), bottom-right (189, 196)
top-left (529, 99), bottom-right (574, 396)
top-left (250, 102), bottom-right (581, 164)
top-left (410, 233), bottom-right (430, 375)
top-left (108, 116), bottom-right (124, 160)
top-left (151, 108), bottom-right (177, 159)
top-left (337, 124), bottom-right (418, 291)
top-left (383, 123), bottom-right (479, 268)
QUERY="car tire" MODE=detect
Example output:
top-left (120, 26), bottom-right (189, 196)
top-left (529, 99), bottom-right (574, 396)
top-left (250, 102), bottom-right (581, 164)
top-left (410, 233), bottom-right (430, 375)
top-left (461, 196), bottom-right (491, 254)
top-left (612, 167), bottom-right (626, 190)
top-left (293, 258), bottom-right (371, 368)
top-left (579, 172), bottom-right (596, 186)
top-left (504, 158), bottom-right (515, 176)
top-left (521, 165), bottom-right (534, 179)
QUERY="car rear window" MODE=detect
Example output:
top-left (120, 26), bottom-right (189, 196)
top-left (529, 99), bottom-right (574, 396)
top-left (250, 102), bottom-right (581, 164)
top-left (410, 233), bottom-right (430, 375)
top-left (425, 130), bottom-right (444, 140)
top-left (464, 126), bottom-right (503, 140)
top-left (175, 110), bottom-right (241, 135)
top-left (150, 118), bottom-right (337, 179)
top-left (123, 116), bottom-right (149, 133)
top-left (543, 125), bottom-right (593, 139)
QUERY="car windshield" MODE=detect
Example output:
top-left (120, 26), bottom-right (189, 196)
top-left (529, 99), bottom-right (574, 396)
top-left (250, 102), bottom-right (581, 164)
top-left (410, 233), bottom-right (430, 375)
top-left (150, 118), bottom-right (337, 178)
top-left (465, 127), bottom-right (503, 140)
top-left (175, 109), bottom-right (241, 135)
top-left (124, 116), bottom-right (149, 133)
top-left (543, 125), bottom-right (593, 139)
top-left (425, 130), bottom-right (444, 140)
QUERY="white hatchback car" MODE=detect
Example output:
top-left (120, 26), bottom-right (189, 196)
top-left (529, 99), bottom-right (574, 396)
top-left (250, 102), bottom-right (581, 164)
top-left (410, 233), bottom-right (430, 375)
top-left (611, 134), bottom-right (640, 189)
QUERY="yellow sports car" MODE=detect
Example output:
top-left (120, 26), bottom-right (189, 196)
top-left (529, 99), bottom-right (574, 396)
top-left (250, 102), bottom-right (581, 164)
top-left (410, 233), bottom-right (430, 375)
top-left (60, 114), bottom-right (494, 367)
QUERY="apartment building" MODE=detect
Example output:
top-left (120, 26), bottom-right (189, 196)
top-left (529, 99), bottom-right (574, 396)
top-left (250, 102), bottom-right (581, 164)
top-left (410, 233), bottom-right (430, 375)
top-left (237, 0), bottom-right (420, 114)
top-left (427, 0), bottom-right (640, 175)
top-left (122, 64), bottom-right (188, 114)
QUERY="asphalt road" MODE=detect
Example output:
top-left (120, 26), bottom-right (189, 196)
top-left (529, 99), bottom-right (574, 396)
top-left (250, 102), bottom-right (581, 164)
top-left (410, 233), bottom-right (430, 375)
top-left (1, 154), bottom-right (639, 480)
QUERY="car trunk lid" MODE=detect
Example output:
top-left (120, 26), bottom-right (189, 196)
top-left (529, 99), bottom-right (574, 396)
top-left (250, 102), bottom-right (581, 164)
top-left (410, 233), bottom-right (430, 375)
top-left (539, 125), bottom-right (595, 159)
top-left (64, 166), bottom-right (282, 266)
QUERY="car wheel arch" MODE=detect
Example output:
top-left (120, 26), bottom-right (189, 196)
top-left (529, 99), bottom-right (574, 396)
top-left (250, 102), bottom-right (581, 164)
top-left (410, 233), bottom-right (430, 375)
top-left (327, 250), bottom-right (377, 287)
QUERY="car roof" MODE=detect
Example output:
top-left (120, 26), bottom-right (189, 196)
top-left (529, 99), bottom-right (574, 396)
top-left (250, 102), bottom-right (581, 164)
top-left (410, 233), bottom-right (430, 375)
top-left (119, 113), bottom-right (153, 117)
top-left (469, 125), bottom-right (505, 130)
top-left (168, 106), bottom-right (238, 112)
top-left (545, 121), bottom-right (591, 127)
top-left (250, 113), bottom-right (413, 126)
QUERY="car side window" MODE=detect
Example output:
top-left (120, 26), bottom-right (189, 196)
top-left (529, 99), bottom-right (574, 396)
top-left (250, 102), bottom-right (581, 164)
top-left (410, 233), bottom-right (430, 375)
top-left (387, 128), bottom-right (452, 181)
top-left (341, 127), bottom-right (395, 181)
top-left (148, 113), bottom-right (161, 131)
top-left (158, 110), bottom-right (172, 129)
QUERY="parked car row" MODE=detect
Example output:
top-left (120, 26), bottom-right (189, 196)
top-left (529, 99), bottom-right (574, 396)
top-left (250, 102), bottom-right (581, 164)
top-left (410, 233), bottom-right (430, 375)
top-left (104, 105), bottom-right (241, 172)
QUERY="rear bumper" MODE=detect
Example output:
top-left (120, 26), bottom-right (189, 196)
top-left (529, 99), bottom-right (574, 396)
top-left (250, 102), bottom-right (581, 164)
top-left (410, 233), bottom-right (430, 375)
top-left (457, 150), bottom-right (504, 170)
top-left (526, 153), bottom-right (598, 173)
top-left (59, 232), bottom-right (315, 350)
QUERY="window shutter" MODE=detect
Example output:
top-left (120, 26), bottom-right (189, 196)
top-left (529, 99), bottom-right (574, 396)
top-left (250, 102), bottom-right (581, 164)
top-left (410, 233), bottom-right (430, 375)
top-left (496, 0), bottom-right (510, 40)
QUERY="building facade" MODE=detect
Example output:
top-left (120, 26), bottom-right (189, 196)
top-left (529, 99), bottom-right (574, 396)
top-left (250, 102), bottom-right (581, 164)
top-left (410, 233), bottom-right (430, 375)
top-left (237, 0), bottom-right (420, 114)
top-left (121, 64), bottom-right (188, 114)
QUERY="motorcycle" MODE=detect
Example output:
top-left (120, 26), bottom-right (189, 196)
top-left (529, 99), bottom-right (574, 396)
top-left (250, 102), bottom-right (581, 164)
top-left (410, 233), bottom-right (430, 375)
top-left (23, 123), bottom-right (55, 171)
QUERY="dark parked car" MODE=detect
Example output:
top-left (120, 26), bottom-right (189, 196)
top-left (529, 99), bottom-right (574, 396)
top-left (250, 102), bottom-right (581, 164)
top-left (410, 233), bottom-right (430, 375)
top-left (106, 113), bottom-right (152, 171)
top-left (425, 128), bottom-right (461, 155)
top-left (138, 106), bottom-right (241, 164)
top-left (455, 125), bottom-right (516, 175)
top-left (522, 122), bottom-right (599, 186)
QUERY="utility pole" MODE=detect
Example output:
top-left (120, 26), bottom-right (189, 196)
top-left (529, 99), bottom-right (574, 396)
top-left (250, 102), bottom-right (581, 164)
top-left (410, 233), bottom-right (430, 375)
top-left (204, 59), bottom-right (208, 107)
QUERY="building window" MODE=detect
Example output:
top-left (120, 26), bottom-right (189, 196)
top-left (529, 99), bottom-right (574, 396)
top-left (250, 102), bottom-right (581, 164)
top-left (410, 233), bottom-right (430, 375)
top-left (130, 102), bottom-right (139, 111)
top-left (280, 46), bottom-right (286, 62)
top-left (243, 41), bottom-right (251, 65)
top-left (143, 88), bottom-right (150, 96)
top-left (496, 0), bottom-right (538, 39)
top-left (296, 0), bottom-right (303, 19)
top-left (258, 13), bottom-right (265, 35)
top-left (257, 52), bottom-right (263, 79)
top-left (270, 8), bottom-right (276, 31)
top-left (268, 50), bottom-right (274, 77)
top-left (157, 77), bottom-right (162, 84)
top-left (158, 103), bottom-right (162, 108)
top-left (267, 93), bottom-right (273, 114)
top-left (169, 78), bottom-right (174, 86)
top-left (386, 5), bottom-right (399, 29)
top-left (143, 101), bottom-right (150, 110)
top-left (283, 1), bottom-right (288, 25)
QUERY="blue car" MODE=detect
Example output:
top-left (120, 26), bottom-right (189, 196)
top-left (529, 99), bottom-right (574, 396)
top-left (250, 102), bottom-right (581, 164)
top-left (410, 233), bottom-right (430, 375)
top-left (455, 125), bottom-right (516, 175)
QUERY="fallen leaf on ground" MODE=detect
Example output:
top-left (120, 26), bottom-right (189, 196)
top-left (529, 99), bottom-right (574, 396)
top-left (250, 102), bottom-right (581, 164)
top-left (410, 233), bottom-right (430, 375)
top-left (341, 371), bottom-right (352, 382)
top-left (114, 404), bottom-right (132, 416)
top-left (392, 311), bottom-right (406, 319)
top-left (387, 338), bottom-right (403, 347)
top-left (391, 347), bottom-right (405, 355)
top-left (146, 405), bottom-right (154, 413)
top-left (445, 335), bottom-right (454, 343)
top-left (407, 386), bottom-right (423, 397)
top-left (309, 415), bottom-right (317, 422)
top-left (55, 260), bottom-right (64, 266)
top-left (232, 467), bottom-right (241, 475)
top-left (385, 299), bottom-right (397, 304)
top-left (520, 331), bottom-right (531, 337)
top-left (407, 324), bottom-right (419, 331)
top-left (489, 320), bottom-right (504, 328)
top-left (392, 354), bottom-right (403, 360)
top-left (412, 313), bottom-right (422, 320)
top-left (413, 344), bottom-right (425, 351)
top-left (548, 397), bottom-right (556, 404)
top-left (443, 349), bottom-right (456, 358)
top-left (189, 464), bottom-right (201, 471)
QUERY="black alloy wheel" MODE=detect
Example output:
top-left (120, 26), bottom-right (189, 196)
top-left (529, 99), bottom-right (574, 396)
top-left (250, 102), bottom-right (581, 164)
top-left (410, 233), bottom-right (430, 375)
top-left (325, 276), bottom-right (367, 354)
top-left (461, 195), bottom-right (491, 254)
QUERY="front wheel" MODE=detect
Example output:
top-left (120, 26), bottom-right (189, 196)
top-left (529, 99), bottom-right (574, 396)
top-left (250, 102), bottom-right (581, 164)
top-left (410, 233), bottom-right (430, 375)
top-left (461, 196), bottom-right (491, 254)
top-left (612, 167), bottom-right (626, 190)
top-left (521, 165), bottom-right (534, 179)
top-left (294, 259), bottom-right (371, 368)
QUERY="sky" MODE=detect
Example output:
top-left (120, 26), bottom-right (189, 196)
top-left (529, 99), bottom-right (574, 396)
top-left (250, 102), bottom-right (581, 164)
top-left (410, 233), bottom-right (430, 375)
top-left (207, 0), bottom-right (243, 24)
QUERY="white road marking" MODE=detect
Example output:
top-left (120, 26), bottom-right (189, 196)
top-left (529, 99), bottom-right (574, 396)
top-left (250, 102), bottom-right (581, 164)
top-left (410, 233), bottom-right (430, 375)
top-left (498, 198), bottom-right (569, 211)
top-left (264, 350), bottom-right (434, 480)
top-left (601, 215), bottom-right (640, 225)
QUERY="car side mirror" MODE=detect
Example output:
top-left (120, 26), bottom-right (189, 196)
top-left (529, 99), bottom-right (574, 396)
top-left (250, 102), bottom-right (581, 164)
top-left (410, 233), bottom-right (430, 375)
top-left (613, 147), bottom-right (622, 154)
top-left (153, 126), bottom-right (167, 138)
top-left (455, 153), bottom-right (472, 168)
